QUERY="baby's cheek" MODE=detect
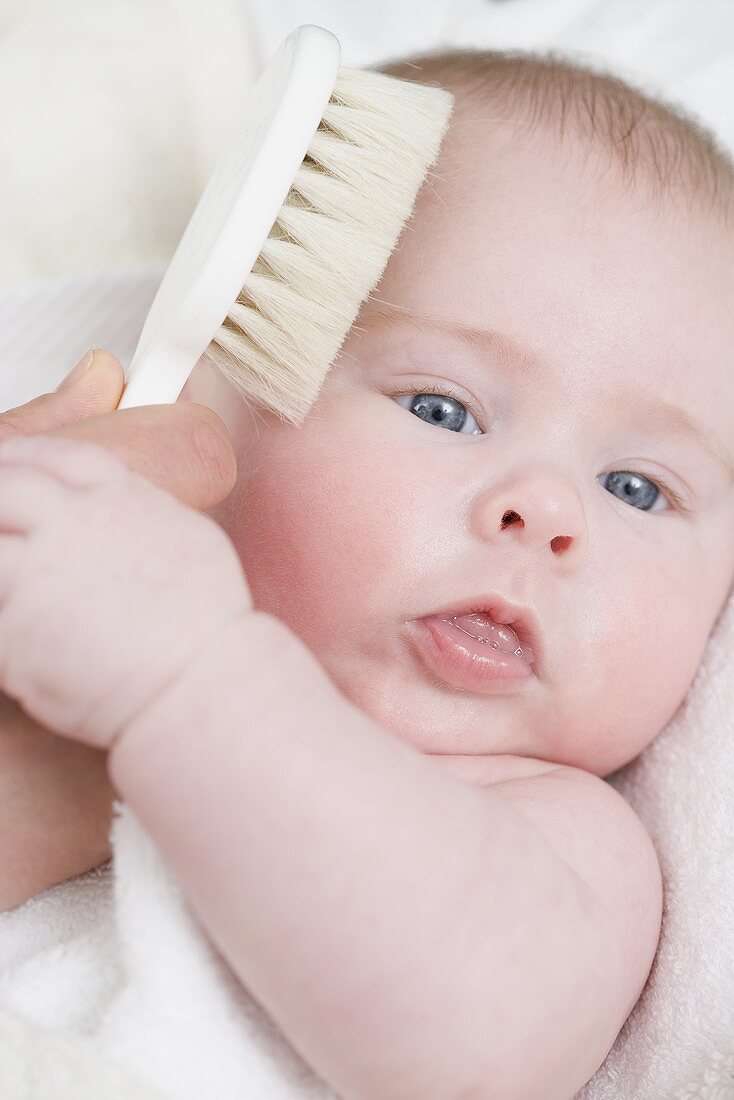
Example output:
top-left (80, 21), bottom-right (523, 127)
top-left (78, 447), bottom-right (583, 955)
top-left (218, 421), bottom-right (414, 655)
top-left (555, 552), bottom-right (716, 775)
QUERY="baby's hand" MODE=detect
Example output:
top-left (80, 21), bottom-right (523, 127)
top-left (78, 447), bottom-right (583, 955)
top-left (0, 434), bottom-right (252, 749)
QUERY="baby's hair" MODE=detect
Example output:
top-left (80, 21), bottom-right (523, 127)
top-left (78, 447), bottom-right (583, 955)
top-left (376, 48), bottom-right (734, 224)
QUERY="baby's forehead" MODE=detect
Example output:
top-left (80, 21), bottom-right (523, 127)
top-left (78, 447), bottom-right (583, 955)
top-left (383, 52), bottom-right (734, 227)
top-left (405, 111), bottom-right (721, 281)
top-left (428, 105), bottom-right (709, 238)
top-left (365, 121), bottom-right (734, 464)
top-left (404, 94), bottom-right (734, 315)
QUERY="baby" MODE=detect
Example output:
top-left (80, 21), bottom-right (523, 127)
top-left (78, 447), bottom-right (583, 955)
top-left (2, 48), bottom-right (734, 1100)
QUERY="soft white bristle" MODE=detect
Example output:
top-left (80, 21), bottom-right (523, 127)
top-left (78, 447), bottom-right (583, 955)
top-left (202, 67), bottom-right (453, 425)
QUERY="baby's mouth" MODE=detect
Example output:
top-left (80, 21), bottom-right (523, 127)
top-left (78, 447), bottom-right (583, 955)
top-left (440, 612), bottom-right (535, 665)
top-left (407, 593), bottom-right (544, 681)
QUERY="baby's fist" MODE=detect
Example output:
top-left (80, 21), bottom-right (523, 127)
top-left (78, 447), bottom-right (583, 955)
top-left (0, 434), bottom-right (252, 748)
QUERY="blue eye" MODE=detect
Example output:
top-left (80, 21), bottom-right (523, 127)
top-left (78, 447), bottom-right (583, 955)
top-left (389, 385), bottom-right (685, 513)
top-left (391, 386), bottom-right (481, 435)
top-left (598, 470), bottom-right (673, 513)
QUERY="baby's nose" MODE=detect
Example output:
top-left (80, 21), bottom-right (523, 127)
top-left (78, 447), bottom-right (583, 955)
top-left (471, 465), bottom-right (588, 563)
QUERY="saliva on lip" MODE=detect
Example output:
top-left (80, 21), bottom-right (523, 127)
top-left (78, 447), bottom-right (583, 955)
top-left (483, 637), bottom-right (527, 658)
top-left (446, 612), bottom-right (532, 662)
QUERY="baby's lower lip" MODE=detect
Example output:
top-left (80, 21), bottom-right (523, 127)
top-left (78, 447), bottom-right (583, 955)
top-left (405, 616), bottom-right (535, 696)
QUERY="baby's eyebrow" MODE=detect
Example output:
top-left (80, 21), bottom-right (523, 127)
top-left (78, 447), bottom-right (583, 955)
top-left (366, 302), bottom-right (540, 376)
top-left (616, 394), bottom-right (734, 485)
top-left (366, 302), bottom-right (734, 485)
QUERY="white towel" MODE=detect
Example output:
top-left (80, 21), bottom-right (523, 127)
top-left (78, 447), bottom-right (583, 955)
top-left (0, 806), bottom-right (337, 1099)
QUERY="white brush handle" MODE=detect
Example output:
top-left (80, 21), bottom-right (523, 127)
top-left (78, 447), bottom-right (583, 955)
top-left (118, 24), bottom-right (341, 409)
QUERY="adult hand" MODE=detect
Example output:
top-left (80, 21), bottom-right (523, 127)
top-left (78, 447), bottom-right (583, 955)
top-left (2, 348), bottom-right (237, 508)
top-left (0, 348), bottom-right (238, 911)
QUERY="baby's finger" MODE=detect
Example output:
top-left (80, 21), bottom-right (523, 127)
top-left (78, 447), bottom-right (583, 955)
top-left (0, 466), bottom-right (69, 534)
top-left (46, 403), bottom-right (238, 511)
top-left (0, 434), bottom-right (129, 490)
top-left (0, 532), bottom-right (22, 599)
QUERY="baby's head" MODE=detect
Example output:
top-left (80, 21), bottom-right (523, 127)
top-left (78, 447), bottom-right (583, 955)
top-left (189, 48), bottom-right (734, 779)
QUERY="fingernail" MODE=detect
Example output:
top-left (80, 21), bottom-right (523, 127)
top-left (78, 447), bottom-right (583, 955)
top-left (56, 349), bottom-right (95, 393)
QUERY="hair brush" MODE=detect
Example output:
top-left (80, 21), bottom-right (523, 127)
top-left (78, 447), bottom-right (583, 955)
top-left (116, 24), bottom-right (453, 424)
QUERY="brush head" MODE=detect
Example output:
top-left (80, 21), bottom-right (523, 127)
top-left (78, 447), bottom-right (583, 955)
top-left (118, 26), bottom-right (453, 418)
top-left (203, 64), bottom-right (453, 426)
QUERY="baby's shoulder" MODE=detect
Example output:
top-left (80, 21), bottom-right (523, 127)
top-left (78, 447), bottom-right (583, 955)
top-left (484, 757), bottom-right (663, 1005)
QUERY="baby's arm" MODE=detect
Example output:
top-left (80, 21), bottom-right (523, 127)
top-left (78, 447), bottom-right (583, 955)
top-left (0, 433), bottom-right (656, 1100)
top-left (109, 613), bottom-right (639, 1100)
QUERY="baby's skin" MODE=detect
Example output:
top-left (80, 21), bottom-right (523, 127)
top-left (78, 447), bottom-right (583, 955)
top-left (3, 93), bottom-right (734, 1098)
top-left (0, 430), bottom-right (650, 1100)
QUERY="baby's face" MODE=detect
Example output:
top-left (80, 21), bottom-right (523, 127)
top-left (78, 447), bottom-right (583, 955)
top-left (191, 120), bottom-right (734, 778)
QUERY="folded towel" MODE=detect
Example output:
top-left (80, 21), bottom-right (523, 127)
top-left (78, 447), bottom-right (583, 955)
top-left (0, 1003), bottom-right (165, 1100)
top-left (0, 859), bottom-right (117, 1033)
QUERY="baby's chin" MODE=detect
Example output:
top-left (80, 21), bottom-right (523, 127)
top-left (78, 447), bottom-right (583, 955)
top-left (249, 589), bottom-right (649, 775)
top-left (321, 646), bottom-right (542, 758)
top-left (275, 607), bottom-right (557, 759)
top-left (325, 652), bottom-right (650, 778)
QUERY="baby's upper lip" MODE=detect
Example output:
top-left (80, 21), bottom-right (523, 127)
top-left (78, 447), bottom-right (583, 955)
top-left (421, 592), bottom-right (545, 679)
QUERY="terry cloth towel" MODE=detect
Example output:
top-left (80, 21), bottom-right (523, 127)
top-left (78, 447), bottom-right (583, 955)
top-left (0, 806), bottom-right (338, 1099)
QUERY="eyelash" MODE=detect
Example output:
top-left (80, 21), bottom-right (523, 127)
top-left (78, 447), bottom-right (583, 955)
top-left (388, 382), bottom-right (690, 514)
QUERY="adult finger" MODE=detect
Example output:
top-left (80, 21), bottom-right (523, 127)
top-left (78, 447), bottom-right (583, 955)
top-left (0, 350), bottom-right (124, 437)
top-left (47, 402), bottom-right (238, 511)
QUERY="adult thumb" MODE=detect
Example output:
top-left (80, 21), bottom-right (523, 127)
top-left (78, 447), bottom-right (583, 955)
top-left (0, 349), bottom-right (125, 437)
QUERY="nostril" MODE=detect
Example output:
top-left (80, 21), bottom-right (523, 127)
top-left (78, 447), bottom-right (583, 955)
top-left (501, 510), bottom-right (523, 528)
top-left (551, 534), bottom-right (572, 552)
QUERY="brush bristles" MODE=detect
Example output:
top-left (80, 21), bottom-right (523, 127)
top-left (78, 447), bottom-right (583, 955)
top-left (202, 67), bottom-right (453, 425)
